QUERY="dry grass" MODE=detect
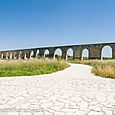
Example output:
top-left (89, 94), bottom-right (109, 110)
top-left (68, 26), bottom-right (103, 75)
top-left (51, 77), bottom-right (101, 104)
top-left (71, 60), bottom-right (115, 79)
top-left (0, 59), bottom-right (69, 77)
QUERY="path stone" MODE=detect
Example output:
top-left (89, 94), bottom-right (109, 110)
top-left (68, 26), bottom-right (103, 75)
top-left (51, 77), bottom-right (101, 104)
top-left (0, 64), bottom-right (115, 115)
top-left (34, 112), bottom-right (44, 115)
top-left (55, 112), bottom-right (65, 115)
top-left (7, 112), bottom-right (19, 115)
top-left (88, 105), bottom-right (102, 112)
top-left (88, 111), bottom-right (103, 115)
top-left (104, 109), bottom-right (113, 115)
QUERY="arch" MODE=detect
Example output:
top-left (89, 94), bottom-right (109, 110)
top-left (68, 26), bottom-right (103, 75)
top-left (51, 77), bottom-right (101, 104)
top-left (21, 51), bottom-right (25, 59)
top-left (101, 45), bottom-right (112, 60)
top-left (12, 52), bottom-right (17, 59)
top-left (0, 54), bottom-right (1, 59)
top-left (1, 53), bottom-right (3, 59)
top-left (30, 51), bottom-right (34, 59)
top-left (25, 51), bottom-right (32, 59)
top-left (8, 52), bottom-right (12, 59)
top-left (18, 51), bottom-right (22, 60)
top-left (44, 49), bottom-right (49, 58)
top-left (24, 52), bottom-right (28, 60)
top-left (82, 48), bottom-right (89, 60)
top-left (15, 52), bottom-right (18, 59)
top-left (54, 48), bottom-right (62, 59)
top-left (6, 52), bottom-right (8, 59)
top-left (66, 48), bottom-right (73, 61)
top-left (36, 49), bottom-right (39, 58)
top-left (2, 53), bottom-right (5, 59)
top-left (0, 53), bottom-right (2, 59)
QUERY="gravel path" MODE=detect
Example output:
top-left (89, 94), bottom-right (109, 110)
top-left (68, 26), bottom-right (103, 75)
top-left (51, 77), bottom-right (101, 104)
top-left (0, 64), bottom-right (115, 115)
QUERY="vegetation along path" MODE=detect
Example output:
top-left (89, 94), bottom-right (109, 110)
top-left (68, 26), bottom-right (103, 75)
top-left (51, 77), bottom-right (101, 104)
top-left (0, 64), bottom-right (115, 115)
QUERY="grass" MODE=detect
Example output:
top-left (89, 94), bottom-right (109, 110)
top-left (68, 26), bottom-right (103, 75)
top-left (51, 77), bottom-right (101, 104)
top-left (0, 59), bottom-right (69, 77)
top-left (1, 57), bottom-right (115, 79)
top-left (71, 60), bottom-right (115, 79)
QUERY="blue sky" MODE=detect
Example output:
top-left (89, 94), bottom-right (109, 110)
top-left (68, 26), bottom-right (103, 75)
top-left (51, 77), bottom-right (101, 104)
top-left (0, 0), bottom-right (115, 51)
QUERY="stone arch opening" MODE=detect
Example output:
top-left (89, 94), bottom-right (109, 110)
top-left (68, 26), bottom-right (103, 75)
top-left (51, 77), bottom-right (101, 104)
top-left (8, 53), bottom-right (10, 58)
top-left (1, 53), bottom-right (3, 59)
top-left (9, 53), bottom-right (12, 59)
top-left (82, 48), bottom-right (89, 60)
top-left (54, 48), bottom-right (62, 59)
top-left (36, 49), bottom-right (39, 58)
top-left (101, 45), bottom-right (112, 60)
top-left (44, 49), bottom-right (49, 58)
top-left (12, 52), bottom-right (16, 59)
top-left (6, 52), bottom-right (9, 59)
top-left (2, 53), bottom-right (5, 59)
top-left (18, 51), bottom-right (22, 59)
top-left (22, 51), bottom-right (29, 59)
top-left (15, 53), bottom-right (19, 59)
top-left (66, 48), bottom-right (73, 61)
top-left (30, 51), bottom-right (34, 59)
top-left (24, 52), bottom-right (27, 59)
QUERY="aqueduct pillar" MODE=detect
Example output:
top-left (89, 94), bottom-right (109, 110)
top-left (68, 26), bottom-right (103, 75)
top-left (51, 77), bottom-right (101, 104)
top-left (48, 48), bottom-right (55, 59)
top-left (12, 52), bottom-right (16, 59)
top-left (62, 50), bottom-right (67, 60)
top-left (73, 47), bottom-right (82, 60)
top-left (39, 49), bottom-right (45, 58)
top-left (89, 45), bottom-right (101, 60)
top-left (32, 49), bottom-right (37, 58)
top-left (112, 45), bottom-right (115, 59)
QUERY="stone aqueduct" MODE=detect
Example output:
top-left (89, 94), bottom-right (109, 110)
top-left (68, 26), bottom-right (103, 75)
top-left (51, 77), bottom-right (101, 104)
top-left (0, 42), bottom-right (115, 60)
